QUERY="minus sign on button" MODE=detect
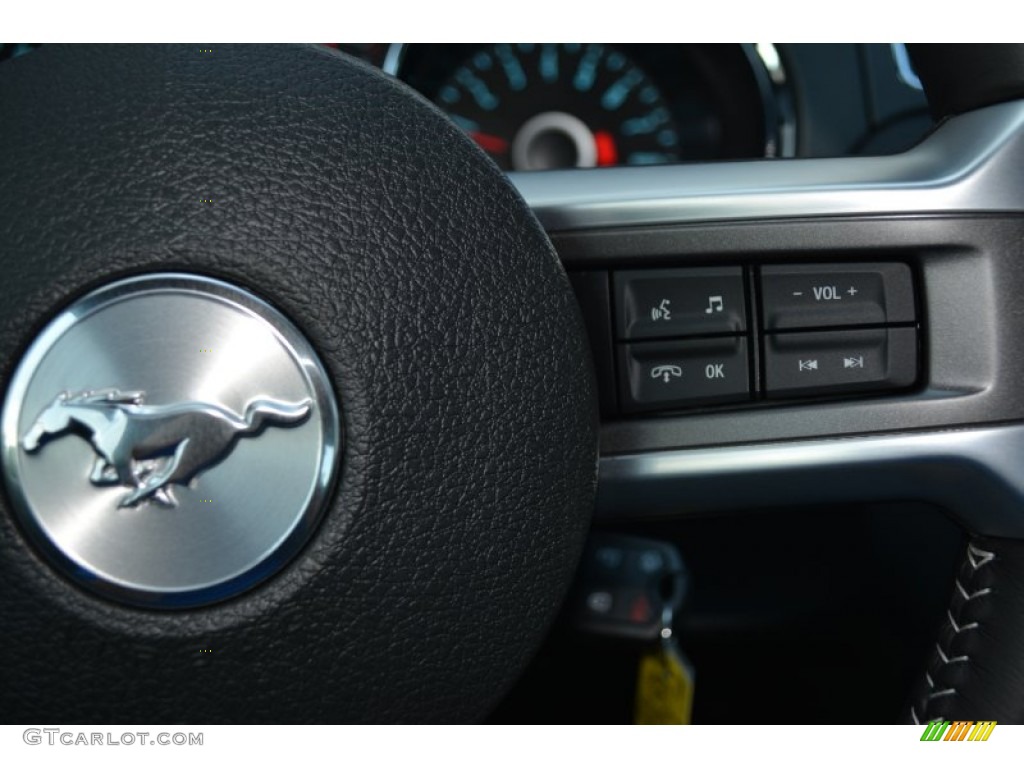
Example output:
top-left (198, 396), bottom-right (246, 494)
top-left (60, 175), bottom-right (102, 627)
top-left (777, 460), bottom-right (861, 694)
top-left (792, 291), bottom-right (803, 296)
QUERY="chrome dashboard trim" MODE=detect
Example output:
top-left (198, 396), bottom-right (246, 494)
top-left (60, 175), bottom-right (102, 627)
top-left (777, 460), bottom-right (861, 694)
top-left (597, 425), bottom-right (1024, 538)
top-left (382, 43), bottom-right (405, 77)
top-left (744, 42), bottom-right (796, 159)
top-left (891, 43), bottom-right (924, 91)
top-left (512, 100), bottom-right (1024, 231)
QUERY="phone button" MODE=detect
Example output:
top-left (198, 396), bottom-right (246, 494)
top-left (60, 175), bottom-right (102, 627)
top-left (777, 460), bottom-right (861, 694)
top-left (619, 337), bottom-right (750, 413)
top-left (615, 268), bottom-right (747, 340)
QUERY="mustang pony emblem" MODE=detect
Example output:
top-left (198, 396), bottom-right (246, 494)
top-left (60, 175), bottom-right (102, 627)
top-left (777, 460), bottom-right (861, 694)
top-left (21, 388), bottom-right (312, 507)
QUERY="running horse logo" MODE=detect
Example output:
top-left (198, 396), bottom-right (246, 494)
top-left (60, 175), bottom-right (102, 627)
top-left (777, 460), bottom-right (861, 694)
top-left (20, 389), bottom-right (312, 507)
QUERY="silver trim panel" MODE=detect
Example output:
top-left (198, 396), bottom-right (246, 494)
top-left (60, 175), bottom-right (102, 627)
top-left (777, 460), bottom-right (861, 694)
top-left (891, 43), bottom-right (924, 91)
top-left (513, 100), bottom-right (1024, 231)
top-left (597, 426), bottom-right (1024, 538)
top-left (745, 42), bottom-right (797, 159)
top-left (382, 43), bottom-right (405, 76)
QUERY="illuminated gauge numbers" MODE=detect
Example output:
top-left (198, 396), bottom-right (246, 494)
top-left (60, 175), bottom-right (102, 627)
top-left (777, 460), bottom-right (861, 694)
top-left (434, 44), bottom-right (682, 171)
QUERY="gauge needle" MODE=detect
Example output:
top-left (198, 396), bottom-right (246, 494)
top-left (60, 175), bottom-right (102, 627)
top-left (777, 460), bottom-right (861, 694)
top-left (468, 131), bottom-right (510, 154)
top-left (594, 130), bottom-right (618, 167)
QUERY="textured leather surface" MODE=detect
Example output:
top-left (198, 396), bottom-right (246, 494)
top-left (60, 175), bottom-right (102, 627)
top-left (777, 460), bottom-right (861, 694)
top-left (0, 45), bottom-right (598, 722)
top-left (904, 536), bottom-right (1024, 724)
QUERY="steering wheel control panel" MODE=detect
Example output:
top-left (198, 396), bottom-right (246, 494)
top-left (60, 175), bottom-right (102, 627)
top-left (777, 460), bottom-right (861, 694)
top-left (572, 262), bottom-right (919, 416)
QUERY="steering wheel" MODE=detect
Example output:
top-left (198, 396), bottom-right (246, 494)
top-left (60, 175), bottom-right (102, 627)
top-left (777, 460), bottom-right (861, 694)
top-left (1, 43), bottom-right (1023, 724)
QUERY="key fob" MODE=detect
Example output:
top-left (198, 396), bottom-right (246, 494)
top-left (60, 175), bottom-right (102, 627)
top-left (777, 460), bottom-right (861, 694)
top-left (571, 533), bottom-right (687, 641)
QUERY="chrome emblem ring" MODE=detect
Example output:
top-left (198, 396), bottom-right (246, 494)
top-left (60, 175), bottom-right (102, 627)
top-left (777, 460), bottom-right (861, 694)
top-left (1, 274), bottom-right (340, 608)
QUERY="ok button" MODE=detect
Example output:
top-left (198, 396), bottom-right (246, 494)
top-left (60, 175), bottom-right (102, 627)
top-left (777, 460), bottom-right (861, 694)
top-left (705, 363), bottom-right (726, 379)
top-left (618, 337), bottom-right (751, 413)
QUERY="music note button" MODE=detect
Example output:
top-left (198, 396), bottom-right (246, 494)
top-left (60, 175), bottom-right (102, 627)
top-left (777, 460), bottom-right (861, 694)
top-left (615, 268), bottom-right (747, 340)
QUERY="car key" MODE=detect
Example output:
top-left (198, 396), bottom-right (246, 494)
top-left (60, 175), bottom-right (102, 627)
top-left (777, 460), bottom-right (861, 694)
top-left (571, 533), bottom-right (695, 723)
top-left (633, 587), bottom-right (695, 724)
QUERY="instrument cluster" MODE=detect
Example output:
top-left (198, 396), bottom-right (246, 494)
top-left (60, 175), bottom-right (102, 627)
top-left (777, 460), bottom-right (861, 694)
top-left (328, 43), bottom-right (793, 170)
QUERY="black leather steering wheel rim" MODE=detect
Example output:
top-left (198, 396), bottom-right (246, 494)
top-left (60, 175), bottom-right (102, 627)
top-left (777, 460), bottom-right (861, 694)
top-left (0, 44), bottom-right (598, 723)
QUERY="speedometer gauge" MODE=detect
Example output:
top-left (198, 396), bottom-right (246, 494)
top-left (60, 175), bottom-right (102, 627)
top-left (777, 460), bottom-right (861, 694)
top-left (434, 44), bottom-right (682, 171)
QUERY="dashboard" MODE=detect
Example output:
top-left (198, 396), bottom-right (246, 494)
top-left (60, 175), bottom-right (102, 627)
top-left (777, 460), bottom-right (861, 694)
top-left (321, 43), bottom-right (933, 165)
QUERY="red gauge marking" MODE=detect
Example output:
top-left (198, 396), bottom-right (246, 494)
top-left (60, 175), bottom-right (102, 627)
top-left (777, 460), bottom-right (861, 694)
top-left (468, 131), bottom-right (510, 154)
top-left (594, 130), bottom-right (619, 167)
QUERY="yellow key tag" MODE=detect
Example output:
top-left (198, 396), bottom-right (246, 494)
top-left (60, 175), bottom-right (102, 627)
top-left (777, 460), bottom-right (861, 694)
top-left (634, 640), bottom-right (694, 725)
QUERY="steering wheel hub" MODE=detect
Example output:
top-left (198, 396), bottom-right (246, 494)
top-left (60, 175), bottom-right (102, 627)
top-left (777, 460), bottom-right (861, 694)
top-left (2, 273), bottom-right (339, 608)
